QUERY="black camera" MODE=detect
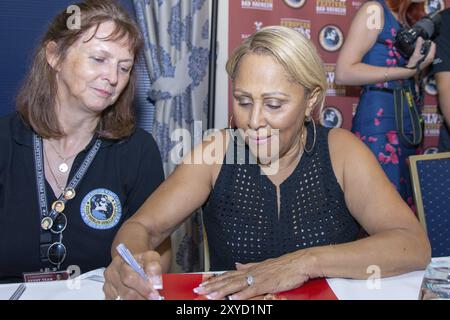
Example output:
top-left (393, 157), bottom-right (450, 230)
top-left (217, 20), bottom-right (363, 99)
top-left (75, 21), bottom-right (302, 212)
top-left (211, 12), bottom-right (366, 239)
top-left (395, 10), bottom-right (442, 58)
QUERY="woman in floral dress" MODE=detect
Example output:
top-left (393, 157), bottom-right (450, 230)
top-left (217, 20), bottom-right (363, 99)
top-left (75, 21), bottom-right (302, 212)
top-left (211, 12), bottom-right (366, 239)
top-left (336, 0), bottom-right (435, 205)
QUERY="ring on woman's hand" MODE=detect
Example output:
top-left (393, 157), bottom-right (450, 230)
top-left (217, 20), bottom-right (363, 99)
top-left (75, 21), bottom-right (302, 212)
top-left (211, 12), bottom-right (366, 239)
top-left (115, 295), bottom-right (122, 300)
top-left (246, 275), bottom-right (254, 286)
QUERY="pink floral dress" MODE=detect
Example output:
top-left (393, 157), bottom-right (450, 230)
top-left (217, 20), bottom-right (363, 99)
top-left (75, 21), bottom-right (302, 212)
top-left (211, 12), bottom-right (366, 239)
top-left (352, 0), bottom-right (419, 208)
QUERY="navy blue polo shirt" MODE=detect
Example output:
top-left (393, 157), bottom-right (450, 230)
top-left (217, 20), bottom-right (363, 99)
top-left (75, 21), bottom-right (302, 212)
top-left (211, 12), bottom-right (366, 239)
top-left (0, 112), bottom-right (164, 282)
top-left (431, 8), bottom-right (450, 152)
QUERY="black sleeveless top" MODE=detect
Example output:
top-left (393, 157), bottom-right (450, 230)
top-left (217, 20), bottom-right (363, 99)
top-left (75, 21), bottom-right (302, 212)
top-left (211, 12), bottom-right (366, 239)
top-left (203, 123), bottom-right (360, 271)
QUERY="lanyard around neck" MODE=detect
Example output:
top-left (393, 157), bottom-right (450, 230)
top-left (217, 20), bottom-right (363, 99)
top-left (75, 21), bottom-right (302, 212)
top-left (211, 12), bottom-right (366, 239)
top-left (32, 133), bottom-right (102, 223)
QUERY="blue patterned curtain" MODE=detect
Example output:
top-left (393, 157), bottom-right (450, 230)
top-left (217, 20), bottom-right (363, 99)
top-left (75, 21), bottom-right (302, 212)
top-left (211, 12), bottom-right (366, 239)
top-left (133, 0), bottom-right (210, 272)
top-left (134, 54), bottom-right (156, 133)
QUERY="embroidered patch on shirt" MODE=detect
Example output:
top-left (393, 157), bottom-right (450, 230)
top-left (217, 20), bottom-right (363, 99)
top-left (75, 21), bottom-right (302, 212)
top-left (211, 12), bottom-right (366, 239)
top-left (80, 189), bottom-right (122, 229)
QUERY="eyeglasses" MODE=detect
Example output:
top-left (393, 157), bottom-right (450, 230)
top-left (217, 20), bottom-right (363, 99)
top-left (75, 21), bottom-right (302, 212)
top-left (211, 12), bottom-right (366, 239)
top-left (51, 213), bottom-right (67, 234)
top-left (47, 213), bottom-right (67, 266)
top-left (47, 242), bottom-right (67, 266)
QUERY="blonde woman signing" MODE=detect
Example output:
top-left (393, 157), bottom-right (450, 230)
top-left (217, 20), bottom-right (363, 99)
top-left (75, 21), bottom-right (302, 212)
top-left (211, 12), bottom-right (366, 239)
top-left (103, 26), bottom-right (430, 300)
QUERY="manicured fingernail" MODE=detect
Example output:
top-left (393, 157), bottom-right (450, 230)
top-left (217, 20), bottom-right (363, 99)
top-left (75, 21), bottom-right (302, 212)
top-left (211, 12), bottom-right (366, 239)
top-left (148, 292), bottom-right (161, 300)
top-left (199, 281), bottom-right (208, 287)
top-left (151, 275), bottom-right (163, 290)
top-left (206, 292), bottom-right (218, 300)
top-left (193, 286), bottom-right (205, 294)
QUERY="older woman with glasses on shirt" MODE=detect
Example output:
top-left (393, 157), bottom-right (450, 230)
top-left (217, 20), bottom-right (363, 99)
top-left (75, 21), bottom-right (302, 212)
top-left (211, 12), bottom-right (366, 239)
top-left (0, 0), bottom-right (170, 282)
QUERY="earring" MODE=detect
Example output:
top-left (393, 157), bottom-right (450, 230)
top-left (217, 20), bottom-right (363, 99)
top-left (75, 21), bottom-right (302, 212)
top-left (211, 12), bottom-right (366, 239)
top-left (303, 115), bottom-right (317, 155)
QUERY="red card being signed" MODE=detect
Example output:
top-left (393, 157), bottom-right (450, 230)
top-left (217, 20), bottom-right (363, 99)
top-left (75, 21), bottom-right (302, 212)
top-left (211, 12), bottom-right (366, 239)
top-left (159, 273), bottom-right (337, 300)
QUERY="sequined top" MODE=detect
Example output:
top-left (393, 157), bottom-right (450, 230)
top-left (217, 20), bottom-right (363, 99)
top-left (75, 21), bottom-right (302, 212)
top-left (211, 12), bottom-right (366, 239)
top-left (203, 123), bottom-right (360, 271)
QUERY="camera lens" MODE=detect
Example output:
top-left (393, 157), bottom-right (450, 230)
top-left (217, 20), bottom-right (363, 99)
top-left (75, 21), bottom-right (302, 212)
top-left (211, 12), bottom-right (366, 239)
top-left (394, 11), bottom-right (441, 58)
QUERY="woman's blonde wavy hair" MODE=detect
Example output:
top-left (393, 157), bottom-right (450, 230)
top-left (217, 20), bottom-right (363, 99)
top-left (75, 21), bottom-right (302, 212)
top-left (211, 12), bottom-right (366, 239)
top-left (226, 25), bottom-right (327, 116)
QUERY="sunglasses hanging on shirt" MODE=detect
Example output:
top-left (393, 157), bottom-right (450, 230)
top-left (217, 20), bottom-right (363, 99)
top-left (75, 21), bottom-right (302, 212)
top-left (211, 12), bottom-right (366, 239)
top-left (33, 133), bottom-right (102, 267)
